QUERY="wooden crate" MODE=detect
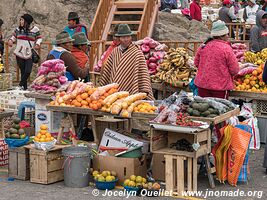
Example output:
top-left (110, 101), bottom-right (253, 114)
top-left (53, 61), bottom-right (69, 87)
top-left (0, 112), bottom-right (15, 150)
top-left (8, 147), bottom-right (30, 180)
top-left (29, 145), bottom-right (67, 184)
top-left (150, 125), bottom-right (211, 158)
top-left (165, 155), bottom-right (198, 195)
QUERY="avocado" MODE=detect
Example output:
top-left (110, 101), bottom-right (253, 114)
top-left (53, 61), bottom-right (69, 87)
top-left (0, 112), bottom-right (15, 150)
top-left (192, 103), bottom-right (201, 111)
top-left (9, 128), bottom-right (18, 134)
top-left (12, 124), bottom-right (21, 130)
top-left (10, 134), bottom-right (20, 139)
top-left (187, 107), bottom-right (194, 115)
top-left (201, 111), bottom-right (211, 117)
top-left (18, 129), bottom-right (25, 135)
top-left (13, 117), bottom-right (21, 124)
top-left (192, 110), bottom-right (200, 116)
top-left (208, 108), bottom-right (215, 113)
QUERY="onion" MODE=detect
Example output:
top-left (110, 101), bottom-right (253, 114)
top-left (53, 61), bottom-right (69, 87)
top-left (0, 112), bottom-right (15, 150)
top-left (141, 44), bottom-right (150, 53)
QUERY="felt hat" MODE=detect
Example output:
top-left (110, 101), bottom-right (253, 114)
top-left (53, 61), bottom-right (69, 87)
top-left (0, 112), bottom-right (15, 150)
top-left (248, 0), bottom-right (256, 4)
top-left (68, 12), bottom-right (80, 21)
top-left (21, 14), bottom-right (33, 25)
top-left (211, 20), bottom-right (229, 37)
top-left (53, 32), bottom-right (74, 45)
top-left (72, 32), bottom-right (90, 46)
top-left (181, 8), bottom-right (190, 16)
top-left (115, 24), bottom-right (133, 37)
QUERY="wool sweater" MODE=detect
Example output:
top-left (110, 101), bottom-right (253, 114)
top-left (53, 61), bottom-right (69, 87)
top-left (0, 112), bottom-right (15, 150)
top-left (194, 40), bottom-right (240, 91)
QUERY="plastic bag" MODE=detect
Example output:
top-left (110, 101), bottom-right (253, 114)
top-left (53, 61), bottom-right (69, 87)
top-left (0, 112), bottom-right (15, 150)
top-left (5, 136), bottom-right (29, 148)
top-left (33, 139), bottom-right (57, 151)
top-left (227, 126), bottom-right (251, 186)
top-left (239, 103), bottom-right (253, 119)
top-left (243, 117), bottom-right (260, 150)
top-left (237, 66), bottom-right (257, 77)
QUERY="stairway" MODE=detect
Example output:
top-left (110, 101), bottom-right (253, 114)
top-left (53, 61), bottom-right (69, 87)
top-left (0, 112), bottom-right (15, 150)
top-left (89, 0), bottom-right (159, 69)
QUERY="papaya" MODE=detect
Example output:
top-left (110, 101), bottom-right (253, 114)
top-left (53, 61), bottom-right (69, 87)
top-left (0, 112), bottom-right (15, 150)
top-left (201, 111), bottom-right (211, 117)
top-left (198, 103), bottom-right (209, 112)
top-left (187, 107), bottom-right (194, 115)
top-left (10, 134), bottom-right (20, 139)
top-left (13, 118), bottom-right (21, 124)
top-left (9, 128), bottom-right (18, 134)
top-left (192, 103), bottom-right (201, 111)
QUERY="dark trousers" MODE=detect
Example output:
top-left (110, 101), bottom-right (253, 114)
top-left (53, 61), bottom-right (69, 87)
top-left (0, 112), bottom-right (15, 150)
top-left (16, 56), bottom-right (33, 90)
top-left (198, 87), bottom-right (229, 99)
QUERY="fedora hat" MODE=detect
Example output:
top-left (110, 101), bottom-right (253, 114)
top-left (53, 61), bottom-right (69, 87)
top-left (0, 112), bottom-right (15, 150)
top-left (68, 12), bottom-right (80, 21)
top-left (72, 32), bottom-right (90, 46)
top-left (53, 32), bottom-right (74, 45)
top-left (115, 24), bottom-right (133, 37)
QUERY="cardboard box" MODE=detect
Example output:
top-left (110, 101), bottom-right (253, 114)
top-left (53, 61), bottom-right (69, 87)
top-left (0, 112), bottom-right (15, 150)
top-left (100, 129), bottom-right (143, 150)
top-left (152, 153), bottom-right (165, 181)
top-left (93, 155), bottom-right (147, 185)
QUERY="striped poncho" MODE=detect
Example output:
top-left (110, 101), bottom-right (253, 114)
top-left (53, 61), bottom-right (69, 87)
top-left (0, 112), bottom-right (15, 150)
top-left (100, 43), bottom-right (154, 100)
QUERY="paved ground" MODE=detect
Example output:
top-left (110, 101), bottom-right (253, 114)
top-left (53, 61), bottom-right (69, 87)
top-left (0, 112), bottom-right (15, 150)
top-left (0, 146), bottom-right (266, 200)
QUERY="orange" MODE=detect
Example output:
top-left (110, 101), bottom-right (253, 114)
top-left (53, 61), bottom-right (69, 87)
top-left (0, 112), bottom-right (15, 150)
top-left (36, 133), bottom-right (42, 139)
top-left (250, 80), bottom-right (256, 86)
top-left (244, 79), bottom-right (250, 84)
top-left (92, 100), bottom-right (97, 104)
top-left (240, 85), bottom-right (245, 90)
top-left (74, 102), bottom-right (82, 107)
top-left (81, 93), bottom-right (88, 100)
top-left (257, 68), bottom-right (262, 74)
top-left (252, 70), bottom-right (258, 76)
top-left (97, 102), bottom-right (102, 108)
top-left (51, 137), bottom-right (55, 141)
top-left (81, 105), bottom-right (89, 108)
top-left (76, 95), bottom-right (82, 102)
top-left (40, 135), bottom-right (46, 139)
top-left (86, 97), bottom-right (91, 103)
top-left (72, 99), bottom-right (78, 105)
top-left (45, 133), bottom-right (51, 138)
top-left (81, 100), bottom-right (88, 106)
top-left (39, 138), bottom-right (46, 142)
top-left (245, 85), bottom-right (251, 90)
top-left (92, 104), bottom-right (98, 110)
top-left (45, 138), bottom-right (51, 142)
top-left (40, 130), bottom-right (47, 135)
top-left (34, 137), bottom-right (39, 142)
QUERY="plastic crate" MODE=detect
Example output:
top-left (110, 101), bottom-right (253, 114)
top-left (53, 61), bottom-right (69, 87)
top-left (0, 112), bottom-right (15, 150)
top-left (0, 73), bottom-right (12, 91)
top-left (0, 90), bottom-right (34, 111)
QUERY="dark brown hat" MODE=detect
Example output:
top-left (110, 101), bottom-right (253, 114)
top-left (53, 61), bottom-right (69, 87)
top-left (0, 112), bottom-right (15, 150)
top-left (68, 12), bottom-right (80, 21)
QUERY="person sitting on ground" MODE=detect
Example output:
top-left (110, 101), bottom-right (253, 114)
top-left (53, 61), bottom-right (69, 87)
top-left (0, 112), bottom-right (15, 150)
top-left (194, 20), bottom-right (239, 99)
top-left (64, 12), bottom-right (88, 38)
top-left (181, 8), bottom-right (192, 20)
top-left (71, 32), bottom-right (91, 69)
top-left (47, 31), bottom-right (89, 81)
top-left (0, 18), bottom-right (4, 60)
top-left (190, 0), bottom-right (202, 21)
top-left (219, 0), bottom-right (237, 23)
top-left (250, 10), bottom-right (267, 52)
top-left (243, 0), bottom-right (260, 24)
top-left (100, 24), bottom-right (154, 100)
top-left (159, 0), bottom-right (178, 12)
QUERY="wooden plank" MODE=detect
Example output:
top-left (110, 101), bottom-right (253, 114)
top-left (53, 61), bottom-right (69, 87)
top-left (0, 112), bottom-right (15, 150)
top-left (192, 158), bottom-right (197, 191)
top-left (24, 93), bottom-right (53, 100)
top-left (114, 11), bottom-right (143, 15)
top-left (229, 91), bottom-right (267, 101)
top-left (176, 156), bottom-right (184, 195)
top-left (152, 147), bottom-right (195, 157)
top-left (17, 152), bottom-right (29, 179)
top-left (204, 154), bottom-right (215, 189)
top-left (8, 151), bottom-right (18, 177)
top-left (197, 129), bottom-right (209, 143)
top-left (47, 170), bottom-right (64, 184)
top-left (187, 158), bottom-right (193, 191)
top-left (165, 155), bottom-right (174, 191)
top-left (111, 21), bottom-right (141, 24)
top-left (115, 1), bottom-right (145, 8)
top-left (47, 159), bottom-right (64, 173)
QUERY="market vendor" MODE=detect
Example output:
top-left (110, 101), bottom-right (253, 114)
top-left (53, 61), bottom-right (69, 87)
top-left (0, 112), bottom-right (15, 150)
top-left (71, 32), bottom-right (90, 69)
top-left (47, 31), bottom-right (89, 80)
top-left (250, 10), bottom-right (267, 52)
top-left (64, 12), bottom-right (88, 38)
top-left (99, 24), bottom-right (154, 100)
top-left (194, 20), bottom-right (240, 99)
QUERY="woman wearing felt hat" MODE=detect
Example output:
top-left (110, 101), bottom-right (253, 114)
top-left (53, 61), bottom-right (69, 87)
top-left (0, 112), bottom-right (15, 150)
top-left (8, 14), bottom-right (42, 90)
top-left (194, 20), bottom-right (240, 99)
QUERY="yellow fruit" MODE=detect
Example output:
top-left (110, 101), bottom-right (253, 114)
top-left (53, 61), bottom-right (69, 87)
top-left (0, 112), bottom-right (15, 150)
top-left (250, 80), bottom-right (256, 86)
top-left (252, 70), bottom-right (258, 76)
top-left (240, 85), bottom-right (245, 90)
top-left (245, 85), bottom-right (251, 90)
top-left (50, 137), bottom-right (55, 141)
top-left (124, 179), bottom-right (130, 186)
top-left (128, 181), bottom-right (136, 187)
top-left (41, 135), bottom-right (46, 139)
top-left (130, 175), bottom-right (136, 182)
top-left (45, 137), bottom-right (51, 142)
top-left (244, 79), bottom-right (250, 84)
top-left (92, 171), bottom-right (99, 177)
top-left (45, 133), bottom-right (51, 138)
top-left (40, 124), bottom-right (48, 130)
top-left (36, 133), bottom-right (42, 139)
top-left (142, 178), bottom-right (147, 183)
top-left (34, 137), bottom-right (40, 142)
top-left (105, 176), bottom-right (113, 182)
top-left (39, 138), bottom-right (46, 142)
top-left (40, 130), bottom-right (47, 135)
top-left (136, 176), bottom-right (143, 183)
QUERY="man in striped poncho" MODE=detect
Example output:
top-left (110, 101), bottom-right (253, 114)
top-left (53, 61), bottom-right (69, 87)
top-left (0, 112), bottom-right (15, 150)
top-left (100, 24), bottom-right (154, 100)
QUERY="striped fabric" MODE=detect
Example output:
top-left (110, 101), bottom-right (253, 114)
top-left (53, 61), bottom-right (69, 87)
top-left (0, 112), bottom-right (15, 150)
top-left (10, 26), bottom-right (42, 59)
top-left (100, 43), bottom-right (154, 100)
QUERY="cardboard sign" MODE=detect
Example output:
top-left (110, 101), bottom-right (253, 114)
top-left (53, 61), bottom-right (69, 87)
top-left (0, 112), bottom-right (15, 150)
top-left (99, 128), bottom-right (143, 150)
top-left (0, 139), bottom-right (8, 166)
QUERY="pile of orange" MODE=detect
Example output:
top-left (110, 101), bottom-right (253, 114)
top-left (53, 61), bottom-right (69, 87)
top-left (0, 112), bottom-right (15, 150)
top-left (34, 124), bottom-right (54, 142)
top-left (133, 102), bottom-right (157, 113)
top-left (235, 65), bottom-right (267, 92)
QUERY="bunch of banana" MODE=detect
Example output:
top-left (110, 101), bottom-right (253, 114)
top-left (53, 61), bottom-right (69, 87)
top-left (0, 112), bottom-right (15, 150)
top-left (244, 51), bottom-right (258, 64)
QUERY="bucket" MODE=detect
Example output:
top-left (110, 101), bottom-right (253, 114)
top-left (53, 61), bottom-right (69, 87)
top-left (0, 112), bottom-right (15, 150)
top-left (62, 146), bottom-right (91, 188)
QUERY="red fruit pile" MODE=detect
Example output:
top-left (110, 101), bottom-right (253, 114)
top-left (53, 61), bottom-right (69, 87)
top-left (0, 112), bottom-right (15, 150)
top-left (176, 112), bottom-right (203, 127)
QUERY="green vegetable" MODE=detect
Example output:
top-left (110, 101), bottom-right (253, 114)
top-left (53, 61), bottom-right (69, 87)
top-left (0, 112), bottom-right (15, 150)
top-left (9, 128), bottom-right (18, 134)
top-left (201, 111), bottom-right (211, 117)
top-left (10, 134), bottom-right (20, 139)
top-left (192, 110), bottom-right (200, 116)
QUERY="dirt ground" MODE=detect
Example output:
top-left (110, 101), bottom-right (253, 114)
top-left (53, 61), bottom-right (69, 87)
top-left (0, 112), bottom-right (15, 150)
top-left (0, 146), bottom-right (266, 200)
